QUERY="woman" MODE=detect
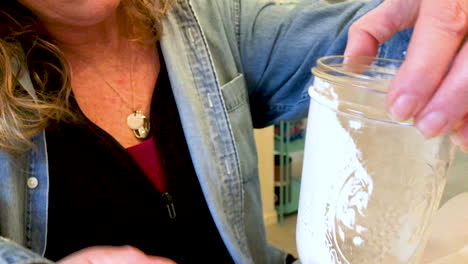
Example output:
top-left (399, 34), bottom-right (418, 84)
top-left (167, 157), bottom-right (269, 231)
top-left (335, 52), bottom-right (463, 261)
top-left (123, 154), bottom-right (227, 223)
top-left (0, 0), bottom-right (466, 263)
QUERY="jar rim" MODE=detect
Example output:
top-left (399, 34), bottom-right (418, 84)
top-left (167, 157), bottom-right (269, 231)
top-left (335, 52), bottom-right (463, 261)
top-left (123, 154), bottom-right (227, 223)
top-left (312, 55), bottom-right (403, 94)
top-left (310, 56), bottom-right (410, 126)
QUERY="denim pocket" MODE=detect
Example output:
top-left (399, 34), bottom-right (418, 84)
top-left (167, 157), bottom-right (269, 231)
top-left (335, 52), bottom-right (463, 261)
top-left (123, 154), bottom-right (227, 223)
top-left (221, 73), bottom-right (248, 113)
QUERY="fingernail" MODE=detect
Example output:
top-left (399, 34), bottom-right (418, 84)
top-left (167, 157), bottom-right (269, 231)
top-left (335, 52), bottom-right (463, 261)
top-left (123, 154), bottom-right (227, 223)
top-left (416, 112), bottom-right (448, 138)
top-left (389, 94), bottom-right (418, 121)
top-left (451, 134), bottom-right (468, 153)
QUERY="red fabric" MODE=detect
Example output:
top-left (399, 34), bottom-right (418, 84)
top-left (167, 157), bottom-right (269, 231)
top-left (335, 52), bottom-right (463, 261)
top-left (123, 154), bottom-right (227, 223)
top-left (127, 138), bottom-right (167, 193)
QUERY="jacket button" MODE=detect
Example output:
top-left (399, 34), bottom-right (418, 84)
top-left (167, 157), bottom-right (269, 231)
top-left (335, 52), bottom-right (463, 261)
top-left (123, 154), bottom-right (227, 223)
top-left (27, 177), bottom-right (39, 189)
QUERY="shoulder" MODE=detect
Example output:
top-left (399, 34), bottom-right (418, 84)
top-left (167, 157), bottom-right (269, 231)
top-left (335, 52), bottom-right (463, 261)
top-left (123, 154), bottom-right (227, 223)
top-left (182, 0), bottom-right (242, 49)
top-left (188, 0), bottom-right (239, 26)
top-left (189, 0), bottom-right (238, 14)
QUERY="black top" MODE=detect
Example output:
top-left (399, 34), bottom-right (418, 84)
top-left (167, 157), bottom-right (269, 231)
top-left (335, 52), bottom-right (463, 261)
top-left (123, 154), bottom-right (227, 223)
top-left (44, 62), bottom-right (234, 263)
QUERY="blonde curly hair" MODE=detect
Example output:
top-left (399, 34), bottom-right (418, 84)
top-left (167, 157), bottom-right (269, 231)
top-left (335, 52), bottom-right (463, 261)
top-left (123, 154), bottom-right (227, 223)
top-left (0, 0), bottom-right (172, 152)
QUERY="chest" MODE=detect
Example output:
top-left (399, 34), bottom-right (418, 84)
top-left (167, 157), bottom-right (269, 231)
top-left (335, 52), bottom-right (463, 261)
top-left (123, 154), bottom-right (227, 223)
top-left (71, 62), bottom-right (159, 148)
top-left (44, 81), bottom-right (233, 262)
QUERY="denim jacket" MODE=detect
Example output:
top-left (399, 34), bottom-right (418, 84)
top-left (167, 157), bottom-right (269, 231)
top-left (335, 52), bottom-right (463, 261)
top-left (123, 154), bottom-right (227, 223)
top-left (0, 0), bottom-right (411, 263)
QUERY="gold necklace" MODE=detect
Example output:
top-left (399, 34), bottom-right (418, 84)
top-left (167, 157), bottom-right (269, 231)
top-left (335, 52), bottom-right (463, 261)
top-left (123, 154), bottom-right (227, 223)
top-left (72, 53), bottom-right (151, 139)
top-left (99, 77), bottom-right (151, 139)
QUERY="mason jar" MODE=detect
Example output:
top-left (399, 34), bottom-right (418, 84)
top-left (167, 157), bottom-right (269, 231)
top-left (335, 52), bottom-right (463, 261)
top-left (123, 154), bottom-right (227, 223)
top-left (297, 56), bottom-right (456, 264)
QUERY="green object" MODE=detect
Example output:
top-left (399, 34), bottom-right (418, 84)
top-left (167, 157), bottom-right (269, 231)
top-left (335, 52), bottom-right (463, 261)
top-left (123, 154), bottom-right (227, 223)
top-left (275, 178), bottom-right (301, 216)
top-left (274, 121), bottom-right (304, 224)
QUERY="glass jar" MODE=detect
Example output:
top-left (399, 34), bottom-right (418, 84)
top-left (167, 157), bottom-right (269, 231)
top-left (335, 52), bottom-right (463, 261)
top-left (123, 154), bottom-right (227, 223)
top-left (296, 56), bottom-right (456, 264)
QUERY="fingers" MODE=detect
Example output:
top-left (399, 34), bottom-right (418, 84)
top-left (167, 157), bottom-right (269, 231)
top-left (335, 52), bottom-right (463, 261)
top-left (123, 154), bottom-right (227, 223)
top-left (344, 0), bottom-right (420, 59)
top-left (411, 37), bottom-right (468, 149)
top-left (57, 245), bottom-right (177, 264)
top-left (147, 256), bottom-right (177, 264)
top-left (118, 246), bottom-right (176, 264)
top-left (388, 0), bottom-right (468, 122)
top-left (346, 0), bottom-right (468, 150)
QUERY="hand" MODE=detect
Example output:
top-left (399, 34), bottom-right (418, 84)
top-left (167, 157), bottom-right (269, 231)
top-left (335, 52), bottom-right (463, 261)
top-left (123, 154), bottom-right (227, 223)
top-left (57, 245), bottom-right (176, 264)
top-left (345, 0), bottom-right (468, 152)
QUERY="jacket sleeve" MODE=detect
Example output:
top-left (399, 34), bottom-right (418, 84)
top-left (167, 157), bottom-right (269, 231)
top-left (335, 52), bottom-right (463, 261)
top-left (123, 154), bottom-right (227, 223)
top-left (0, 237), bottom-right (53, 264)
top-left (239, 0), bottom-right (411, 127)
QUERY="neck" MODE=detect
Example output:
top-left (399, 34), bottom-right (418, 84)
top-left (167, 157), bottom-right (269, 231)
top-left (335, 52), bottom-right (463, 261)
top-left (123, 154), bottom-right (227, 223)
top-left (41, 8), bottom-right (140, 63)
